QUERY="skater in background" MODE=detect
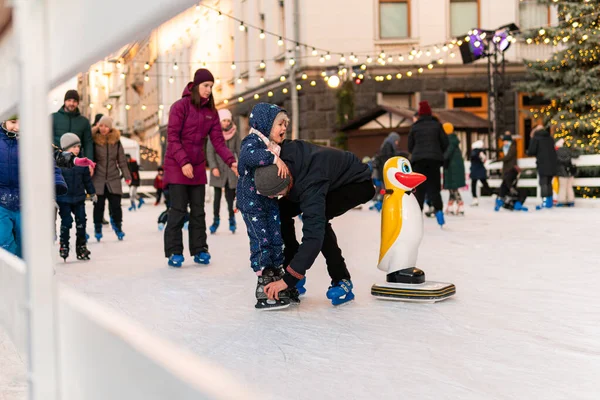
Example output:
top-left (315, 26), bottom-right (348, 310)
top-left (495, 165), bottom-right (528, 212)
top-left (56, 133), bottom-right (96, 261)
top-left (91, 116), bottom-right (131, 241)
top-left (236, 103), bottom-right (294, 309)
top-left (501, 132), bottom-right (518, 176)
top-left (469, 140), bottom-right (490, 206)
top-left (555, 138), bottom-right (579, 207)
top-left (442, 123), bottom-right (465, 215)
top-left (0, 115), bottom-right (68, 258)
top-left (51, 89), bottom-right (94, 160)
top-left (163, 68), bottom-right (237, 267)
top-left (154, 167), bottom-right (165, 205)
top-left (126, 153), bottom-right (143, 211)
top-left (408, 100), bottom-right (449, 226)
top-left (207, 108), bottom-right (240, 234)
top-left (92, 113), bottom-right (110, 226)
top-left (527, 124), bottom-right (558, 210)
top-left (371, 132), bottom-right (401, 212)
top-left (255, 140), bottom-right (375, 307)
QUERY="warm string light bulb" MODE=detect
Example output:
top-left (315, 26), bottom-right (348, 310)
top-left (277, 37), bottom-right (284, 46)
top-left (259, 30), bottom-right (266, 39)
top-left (173, 62), bottom-right (178, 70)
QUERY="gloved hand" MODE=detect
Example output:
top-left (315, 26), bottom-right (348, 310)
top-left (74, 157), bottom-right (96, 168)
top-left (125, 179), bottom-right (132, 186)
top-left (91, 194), bottom-right (98, 203)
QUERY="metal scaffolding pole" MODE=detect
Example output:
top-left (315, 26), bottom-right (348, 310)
top-left (14, 0), bottom-right (60, 398)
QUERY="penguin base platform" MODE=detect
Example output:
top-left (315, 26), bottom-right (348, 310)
top-left (371, 267), bottom-right (455, 303)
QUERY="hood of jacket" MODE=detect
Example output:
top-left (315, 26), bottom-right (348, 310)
top-left (382, 132), bottom-right (400, 149)
top-left (93, 128), bottom-right (121, 146)
top-left (472, 140), bottom-right (484, 149)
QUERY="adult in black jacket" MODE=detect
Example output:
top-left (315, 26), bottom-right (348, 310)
top-left (254, 140), bottom-right (374, 301)
top-left (527, 125), bottom-right (558, 208)
top-left (408, 101), bottom-right (449, 223)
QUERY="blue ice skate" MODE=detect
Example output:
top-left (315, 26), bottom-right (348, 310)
top-left (194, 252), bottom-right (211, 265)
top-left (128, 203), bottom-right (136, 211)
top-left (536, 197), bottom-right (553, 210)
top-left (94, 224), bottom-right (102, 242)
top-left (494, 198), bottom-right (504, 211)
top-left (115, 230), bottom-right (125, 241)
top-left (296, 277), bottom-right (307, 295)
top-left (514, 201), bottom-right (528, 212)
top-left (138, 198), bottom-right (145, 208)
top-left (435, 210), bottom-right (445, 227)
top-left (326, 279), bottom-right (355, 306)
top-left (209, 218), bottom-right (219, 234)
top-left (168, 254), bottom-right (184, 268)
top-left (229, 216), bottom-right (236, 233)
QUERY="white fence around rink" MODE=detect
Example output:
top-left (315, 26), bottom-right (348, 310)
top-left (0, 0), bottom-right (260, 398)
top-left (469, 154), bottom-right (600, 206)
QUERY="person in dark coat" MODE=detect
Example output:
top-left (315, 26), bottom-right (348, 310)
top-left (371, 132), bottom-right (401, 212)
top-left (57, 133), bottom-right (96, 261)
top-left (495, 166), bottom-right (528, 212)
top-left (162, 68), bottom-right (237, 267)
top-left (254, 140), bottom-right (375, 307)
top-left (442, 123), bottom-right (466, 215)
top-left (154, 167), bottom-right (165, 205)
top-left (408, 101), bottom-right (449, 226)
top-left (469, 140), bottom-right (491, 206)
top-left (0, 116), bottom-right (68, 258)
top-left (51, 90), bottom-right (94, 160)
top-left (126, 154), bottom-right (143, 211)
top-left (555, 138), bottom-right (579, 207)
top-left (207, 108), bottom-right (241, 234)
top-left (501, 132), bottom-right (518, 176)
top-left (527, 125), bottom-right (558, 209)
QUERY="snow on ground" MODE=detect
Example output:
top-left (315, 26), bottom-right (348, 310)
top-left (2, 197), bottom-right (600, 400)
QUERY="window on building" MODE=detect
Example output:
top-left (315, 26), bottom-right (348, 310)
top-left (379, 0), bottom-right (409, 39)
top-left (519, 0), bottom-right (549, 31)
top-left (450, 0), bottom-right (479, 37)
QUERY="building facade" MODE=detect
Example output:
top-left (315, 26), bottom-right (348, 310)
top-left (79, 0), bottom-right (558, 164)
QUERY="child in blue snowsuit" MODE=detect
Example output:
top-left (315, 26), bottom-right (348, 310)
top-left (237, 103), bottom-right (298, 309)
top-left (57, 133), bottom-right (96, 261)
top-left (0, 116), bottom-right (68, 258)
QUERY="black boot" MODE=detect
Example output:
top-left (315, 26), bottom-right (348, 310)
top-left (76, 245), bottom-right (91, 260)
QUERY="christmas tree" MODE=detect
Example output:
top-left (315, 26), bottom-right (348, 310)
top-left (519, 0), bottom-right (600, 154)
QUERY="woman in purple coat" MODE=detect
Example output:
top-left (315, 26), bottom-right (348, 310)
top-left (163, 69), bottom-right (237, 267)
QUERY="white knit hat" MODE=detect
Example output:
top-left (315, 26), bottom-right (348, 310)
top-left (218, 108), bottom-right (232, 121)
top-left (60, 132), bottom-right (81, 150)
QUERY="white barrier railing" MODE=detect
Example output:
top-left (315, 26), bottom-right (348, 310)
top-left (0, 251), bottom-right (27, 355)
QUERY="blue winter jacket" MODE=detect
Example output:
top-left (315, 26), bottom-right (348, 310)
top-left (236, 132), bottom-right (278, 213)
top-left (0, 126), bottom-right (68, 211)
top-left (57, 166), bottom-right (95, 204)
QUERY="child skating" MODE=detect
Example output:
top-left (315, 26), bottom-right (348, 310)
top-left (127, 154), bottom-right (143, 211)
top-left (237, 103), bottom-right (299, 310)
top-left (56, 133), bottom-right (96, 261)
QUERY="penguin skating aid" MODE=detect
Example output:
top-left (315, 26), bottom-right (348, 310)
top-left (371, 157), bottom-right (456, 303)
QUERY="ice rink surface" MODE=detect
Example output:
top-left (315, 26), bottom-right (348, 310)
top-left (2, 197), bottom-right (600, 399)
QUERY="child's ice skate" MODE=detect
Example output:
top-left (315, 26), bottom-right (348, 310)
top-left (59, 243), bottom-right (69, 262)
top-left (76, 245), bottom-right (91, 261)
top-left (194, 251), bottom-right (211, 265)
top-left (255, 268), bottom-right (291, 310)
top-left (446, 200), bottom-right (456, 215)
top-left (209, 217), bottom-right (219, 234)
top-left (494, 197), bottom-right (504, 211)
top-left (138, 198), bottom-right (145, 209)
top-left (457, 201), bottom-right (465, 215)
top-left (168, 254), bottom-right (184, 268)
top-left (296, 277), bottom-right (307, 295)
top-left (128, 203), bottom-right (136, 211)
top-left (326, 279), bottom-right (355, 306)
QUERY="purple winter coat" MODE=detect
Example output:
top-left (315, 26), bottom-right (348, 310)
top-left (163, 83), bottom-right (235, 186)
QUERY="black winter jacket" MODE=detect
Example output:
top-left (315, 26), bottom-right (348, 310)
top-left (279, 140), bottom-right (371, 286)
top-left (127, 159), bottom-right (141, 186)
top-left (527, 129), bottom-right (558, 176)
top-left (408, 116), bottom-right (449, 163)
top-left (556, 147), bottom-right (579, 177)
top-left (57, 166), bottom-right (95, 204)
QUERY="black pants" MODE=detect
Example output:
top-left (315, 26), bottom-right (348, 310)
top-left (279, 180), bottom-right (375, 283)
top-left (58, 201), bottom-right (87, 246)
top-left (213, 187), bottom-right (236, 221)
top-left (412, 160), bottom-right (443, 212)
top-left (155, 189), bottom-right (163, 204)
top-left (471, 178), bottom-right (490, 198)
top-left (93, 186), bottom-right (123, 230)
top-left (539, 175), bottom-right (553, 198)
top-left (164, 184), bottom-right (207, 257)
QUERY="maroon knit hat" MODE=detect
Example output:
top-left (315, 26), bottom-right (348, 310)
top-left (193, 69), bottom-right (215, 86)
top-left (418, 101), bottom-right (432, 116)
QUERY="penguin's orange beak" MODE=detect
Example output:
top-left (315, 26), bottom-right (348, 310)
top-left (395, 172), bottom-right (426, 189)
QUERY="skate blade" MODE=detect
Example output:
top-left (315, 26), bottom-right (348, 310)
top-left (332, 293), bottom-right (355, 306)
top-left (371, 281), bottom-right (455, 303)
top-left (255, 300), bottom-right (291, 311)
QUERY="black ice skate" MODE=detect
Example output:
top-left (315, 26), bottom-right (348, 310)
top-left (76, 245), bottom-right (91, 261)
top-left (59, 243), bottom-right (69, 262)
top-left (255, 267), bottom-right (290, 310)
